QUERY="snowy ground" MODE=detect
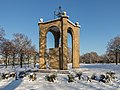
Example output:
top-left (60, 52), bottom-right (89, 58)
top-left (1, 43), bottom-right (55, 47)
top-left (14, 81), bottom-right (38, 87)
top-left (0, 64), bottom-right (120, 90)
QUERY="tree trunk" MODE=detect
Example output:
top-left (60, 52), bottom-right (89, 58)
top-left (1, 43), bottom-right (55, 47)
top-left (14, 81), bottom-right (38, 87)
top-left (89, 54), bottom-right (91, 64)
top-left (8, 58), bottom-right (9, 66)
top-left (34, 55), bottom-right (36, 68)
top-left (5, 53), bottom-right (8, 68)
top-left (27, 55), bottom-right (29, 67)
top-left (118, 52), bottom-right (120, 63)
top-left (20, 53), bottom-right (23, 68)
top-left (115, 52), bottom-right (118, 65)
top-left (12, 53), bottom-right (15, 68)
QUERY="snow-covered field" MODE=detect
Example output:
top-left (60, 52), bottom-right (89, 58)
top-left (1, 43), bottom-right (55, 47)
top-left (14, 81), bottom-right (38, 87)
top-left (0, 64), bottom-right (120, 90)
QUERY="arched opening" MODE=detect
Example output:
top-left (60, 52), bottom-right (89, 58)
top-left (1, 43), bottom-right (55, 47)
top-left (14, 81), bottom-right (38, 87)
top-left (67, 27), bottom-right (73, 69)
top-left (46, 32), bottom-right (54, 49)
top-left (46, 32), bottom-right (55, 69)
top-left (45, 26), bottom-right (60, 69)
top-left (46, 26), bottom-right (60, 48)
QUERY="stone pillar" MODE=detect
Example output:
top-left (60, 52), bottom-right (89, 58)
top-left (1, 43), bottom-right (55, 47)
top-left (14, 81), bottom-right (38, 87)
top-left (61, 17), bottom-right (68, 70)
top-left (39, 24), bottom-right (46, 69)
top-left (72, 27), bottom-right (80, 68)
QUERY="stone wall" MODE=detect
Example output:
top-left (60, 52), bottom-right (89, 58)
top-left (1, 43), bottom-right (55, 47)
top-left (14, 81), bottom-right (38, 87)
top-left (47, 48), bottom-right (60, 69)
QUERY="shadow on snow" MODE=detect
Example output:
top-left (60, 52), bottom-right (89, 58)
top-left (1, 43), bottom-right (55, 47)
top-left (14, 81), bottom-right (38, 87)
top-left (0, 79), bottom-right (22, 90)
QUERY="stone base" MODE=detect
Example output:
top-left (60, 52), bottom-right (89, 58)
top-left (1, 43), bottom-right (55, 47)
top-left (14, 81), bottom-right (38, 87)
top-left (37, 69), bottom-right (69, 74)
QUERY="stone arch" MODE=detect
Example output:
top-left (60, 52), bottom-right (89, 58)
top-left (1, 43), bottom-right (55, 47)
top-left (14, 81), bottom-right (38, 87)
top-left (45, 26), bottom-right (60, 48)
top-left (67, 27), bottom-right (74, 66)
top-left (38, 15), bottom-right (80, 70)
top-left (44, 26), bottom-right (61, 69)
top-left (46, 32), bottom-right (54, 48)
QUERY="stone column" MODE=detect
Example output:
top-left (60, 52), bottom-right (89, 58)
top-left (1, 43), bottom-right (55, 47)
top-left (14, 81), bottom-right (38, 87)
top-left (61, 17), bottom-right (68, 70)
top-left (39, 24), bottom-right (46, 69)
top-left (72, 27), bottom-right (80, 68)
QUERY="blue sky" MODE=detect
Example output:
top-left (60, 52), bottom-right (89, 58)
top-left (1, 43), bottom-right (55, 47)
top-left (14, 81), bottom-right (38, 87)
top-left (0, 0), bottom-right (120, 55)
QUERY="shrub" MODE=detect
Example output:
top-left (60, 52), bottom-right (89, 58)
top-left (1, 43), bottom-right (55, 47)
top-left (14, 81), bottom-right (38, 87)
top-left (76, 72), bottom-right (82, 80)
top-left (45, 74), bottom-right (57, 82)
top-left (67, 74), bottom-right (74, 82)
top-left (106, 71), bottom-right (115, 79)
top-left (99, 74), bottom-right (106, 83)
top-left (91, 73), bottom-right (97, 80)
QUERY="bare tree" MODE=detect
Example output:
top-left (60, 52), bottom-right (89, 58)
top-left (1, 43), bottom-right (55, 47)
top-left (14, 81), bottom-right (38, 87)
top-left (12, 33), bottom-right (32, 68)
top-left (99, 54), bottom-right (109, 63)
top-left (25, 45), bottom-right (37, 67)
top-left (0, 27), bottom-right (5, 54)
top-left (80, 52), bottom-right (100, 64)
top-left (1, 39), bottom-right (13, 68)
top-left (90, 52), bottom-right (100, 63)
top-left (9, 41), bottom-right (17, 68)
top-left (0, 27), bottom-right (5, 41)
top-left (107, 35), bottom-right (120, 65)
top-left (0, 29), bottom-right (37, 67)
top-left (81, 53), bottom-right (91, 64)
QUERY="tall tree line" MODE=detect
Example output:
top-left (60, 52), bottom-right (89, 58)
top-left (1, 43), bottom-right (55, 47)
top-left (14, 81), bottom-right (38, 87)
top-left (106, 35), bottom-right (120, 65)
top-left (80, 35), bottom-right (120, 64)
top-left (0, 27), bottom-right (38, 68)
